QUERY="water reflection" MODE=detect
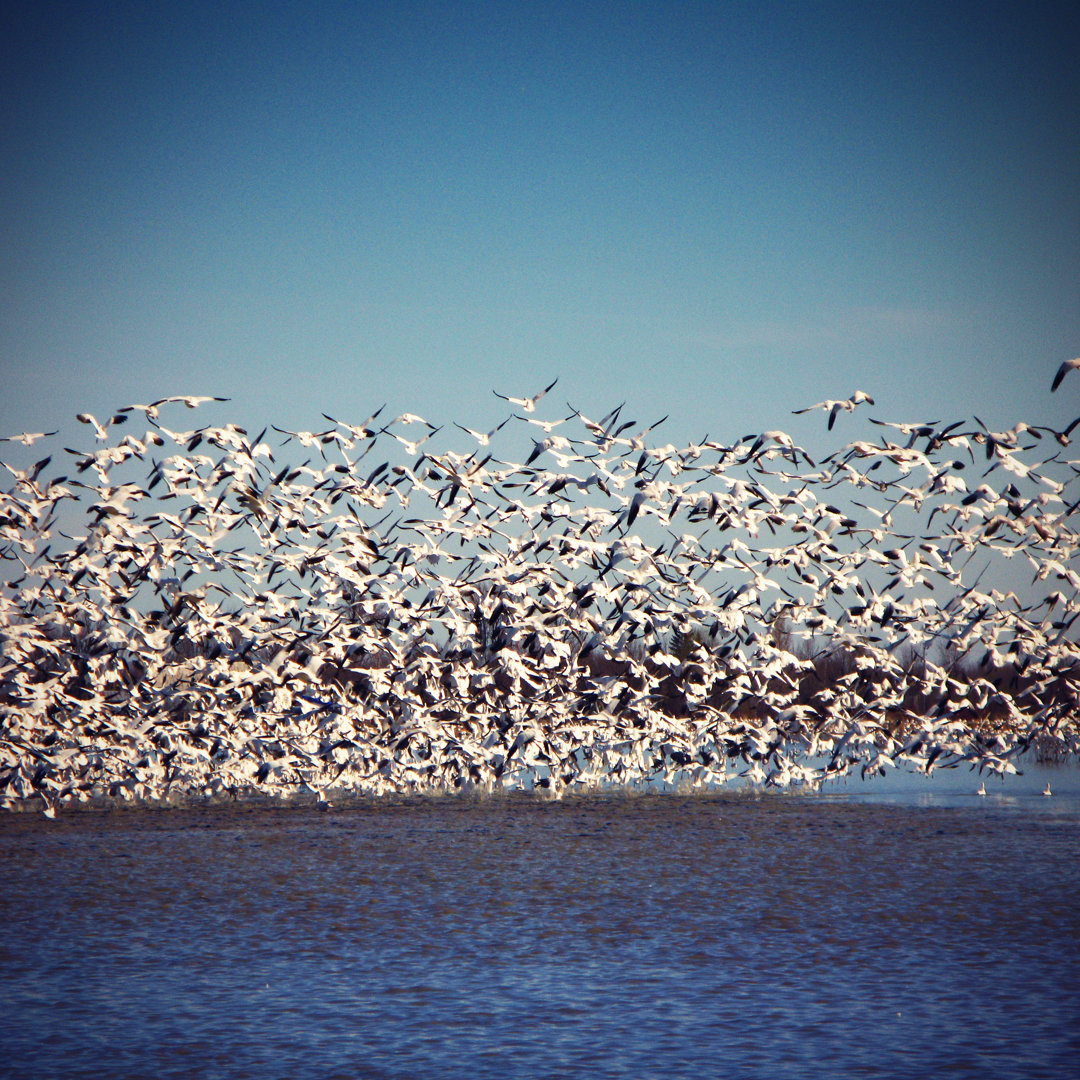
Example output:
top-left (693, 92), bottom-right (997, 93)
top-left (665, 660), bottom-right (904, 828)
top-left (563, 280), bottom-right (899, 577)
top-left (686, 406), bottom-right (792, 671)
top-left (1, 764), bottom-right (1078, 1080)
top-left (820, 756), bottom-right (1080, 811)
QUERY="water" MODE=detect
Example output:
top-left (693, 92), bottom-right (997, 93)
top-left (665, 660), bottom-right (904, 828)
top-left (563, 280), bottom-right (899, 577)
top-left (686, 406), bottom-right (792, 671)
top-left (2, 762), bottom-right (1078, 1080)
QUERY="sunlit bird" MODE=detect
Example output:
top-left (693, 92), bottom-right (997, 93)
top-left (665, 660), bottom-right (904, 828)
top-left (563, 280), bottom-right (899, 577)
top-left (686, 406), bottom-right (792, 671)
top-left (494, 377), bottom-right (558, 413)
top-left (793, 390), bottom-right (875, 430)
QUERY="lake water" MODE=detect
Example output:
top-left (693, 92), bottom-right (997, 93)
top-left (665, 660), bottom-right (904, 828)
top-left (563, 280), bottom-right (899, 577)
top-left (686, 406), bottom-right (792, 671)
top-left (2, 760), bottom-right (1078, 1080)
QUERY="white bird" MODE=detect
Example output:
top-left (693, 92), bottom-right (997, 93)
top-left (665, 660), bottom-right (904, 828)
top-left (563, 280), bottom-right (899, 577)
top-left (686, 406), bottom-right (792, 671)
top-left (454, 417), bottom-right (509, 446)
top-left (793, 391), bottom-right (875, 430)
top-left (120, 396), bottom-right (228, 421)
top-left (0, 430), bottom-right (58, 445)
top-left (322, 406), bottom-right (386, 440)
top-left (1042, 781), bottom-right (1052, 796)
top-left (387, 412), bottom-right (437, 430)
top-left (514, 414), bottom-right (571, 434)
top-left (386, 427), bottom-right (441, 456)
top-left (493, 378), bottom-right (558, 413)
top-left (75, 413), bottom-right (112, 440)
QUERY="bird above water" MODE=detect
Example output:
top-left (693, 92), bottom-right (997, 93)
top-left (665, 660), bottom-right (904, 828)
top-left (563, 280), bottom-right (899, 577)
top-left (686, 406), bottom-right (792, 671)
top-left (1, 359), bottom-right (1078, 814)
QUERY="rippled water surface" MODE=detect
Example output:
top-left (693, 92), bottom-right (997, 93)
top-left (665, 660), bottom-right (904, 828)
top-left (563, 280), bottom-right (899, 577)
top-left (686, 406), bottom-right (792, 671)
top-left (3, 766), bottom-right (1079, 1080)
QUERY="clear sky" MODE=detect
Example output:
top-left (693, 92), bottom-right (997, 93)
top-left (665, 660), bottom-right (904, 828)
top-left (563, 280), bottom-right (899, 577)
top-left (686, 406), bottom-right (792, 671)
top-left (2, 0), bottom-right (1077, 454)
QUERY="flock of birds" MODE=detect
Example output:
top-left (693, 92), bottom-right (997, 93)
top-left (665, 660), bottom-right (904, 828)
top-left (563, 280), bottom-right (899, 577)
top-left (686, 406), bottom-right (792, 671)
top-left (1, 369), bottom-right (1078, 815)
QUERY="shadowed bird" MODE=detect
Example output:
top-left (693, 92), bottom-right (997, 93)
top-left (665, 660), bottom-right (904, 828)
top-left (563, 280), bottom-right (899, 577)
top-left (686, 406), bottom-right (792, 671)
top-left (1051, 357), bottom-right (1080, 392)
top-left (1029, 416), bottom-right (1080, 445)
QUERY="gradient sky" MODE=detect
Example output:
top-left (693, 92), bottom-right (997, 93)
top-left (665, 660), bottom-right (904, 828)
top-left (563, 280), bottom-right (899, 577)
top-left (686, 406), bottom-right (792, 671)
top-left (2, 0), bottom-right (1078, 454)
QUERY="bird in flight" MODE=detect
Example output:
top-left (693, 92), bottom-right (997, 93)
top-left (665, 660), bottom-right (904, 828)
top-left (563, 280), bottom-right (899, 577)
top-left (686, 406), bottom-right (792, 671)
top-left (793, 390), bottom-right (875, 430)
top-left (1051, 357), bottom-right (1080, 392)
top-left (494, 378), bottom-right (558, 412)
top-left (0, 430), bottom-right (57, 445)
top-left (454, 417), bottom-right (509, 446)
top-left (119, 396), bottom-right (229, 421)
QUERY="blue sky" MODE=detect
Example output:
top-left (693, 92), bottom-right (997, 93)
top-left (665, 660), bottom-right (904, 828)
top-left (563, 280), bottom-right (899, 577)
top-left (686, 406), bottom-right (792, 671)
top-left (2, 0), bottom-right (1077, 453)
